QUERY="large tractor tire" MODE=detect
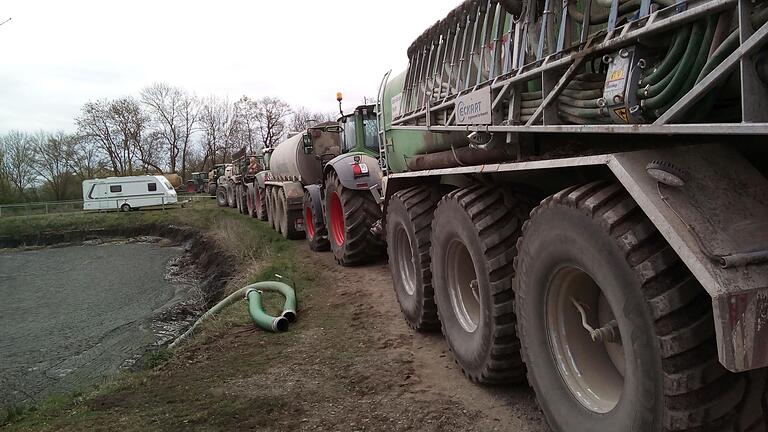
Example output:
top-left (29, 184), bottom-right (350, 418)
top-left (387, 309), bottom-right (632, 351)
top-left (386, 185), bottom-right (442, 331)
top-left (216, 188), bottom-right (228, 207)
top-left (235, 184), bottom-right (244, 214)
top-left (303, 190), bottom-right (329, 252)
top-left (430, 185), bottom-right (534, 384)
top-left (514, 181), bottom-right (767, 432)
top-left (325, 171), bottom-right (384, 266)
top-left (208, 182), bottom-right (217, 197)
top-left (226, 181), bottom-right (236, 208)
top-left (267, 187), bottom-right (277, 230)
top-left (239, 185), bottom-right (249, 215)
top-left (255, 186), bottom-right (268, 221)
top-left (278, 189), bottom-right (304, 240)
top-left (246, 184), bottom-right (258, 218)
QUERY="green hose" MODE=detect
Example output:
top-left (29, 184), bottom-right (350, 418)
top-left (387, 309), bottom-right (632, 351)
top-left (640, 28), bottom-right (690, 87)
top-left (568, 0), bottom-right (641, 25)
top-left (245, 281), bottom-right (298, 330)
top-left (643, 19), bottom-right (707, 110)
top-left (641, 61), bottom-right (682, 98)
top-left (169, 281), bottom-right (297, 349)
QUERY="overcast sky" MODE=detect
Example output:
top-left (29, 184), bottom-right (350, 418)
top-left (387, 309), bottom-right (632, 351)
top-left (0, 1), bottom-right (458, 133)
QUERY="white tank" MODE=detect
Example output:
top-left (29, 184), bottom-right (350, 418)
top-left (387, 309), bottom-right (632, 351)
top-left (269, 127), bottom-right (341, 184)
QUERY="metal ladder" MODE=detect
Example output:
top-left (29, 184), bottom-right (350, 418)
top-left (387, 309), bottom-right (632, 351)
top-left (376, 70), bottom-right (392, 177)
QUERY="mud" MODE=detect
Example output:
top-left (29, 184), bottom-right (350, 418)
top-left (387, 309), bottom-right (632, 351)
top-left (0, 226), bottom-right (235, 408)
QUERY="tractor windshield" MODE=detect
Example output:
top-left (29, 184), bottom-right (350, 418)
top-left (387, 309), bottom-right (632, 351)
top-left (363, 118), bottom-right (379, 153)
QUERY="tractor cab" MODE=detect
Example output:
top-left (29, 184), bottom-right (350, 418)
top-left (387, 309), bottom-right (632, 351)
top-left (336, 97), bottom-right (379, 158)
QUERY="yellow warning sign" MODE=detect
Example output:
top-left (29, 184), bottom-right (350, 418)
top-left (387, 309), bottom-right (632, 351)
top-left (614, 107), bottom-right (629, 123)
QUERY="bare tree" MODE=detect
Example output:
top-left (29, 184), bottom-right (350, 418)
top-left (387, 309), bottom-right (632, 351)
top-left (1, 131), bottom-right (37, 199)
top-left (290, 106), bottom-right (336, 132)
top-left (234, 96), bottom-right (260, 153)
top-left (76, 100), bottom-right (126, 175)
top-left (32, 130), bottom-right (76, 201)
top-left (67, 135), bottom-right (105, 181)
top-left (255, 97), bottom-right (291, 148)
top-left (198, 95), bottom-right (239, 166)
top-left (141, 83), bottom-right (199, 176)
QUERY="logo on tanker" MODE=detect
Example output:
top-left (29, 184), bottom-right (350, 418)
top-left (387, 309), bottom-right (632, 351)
top-left (455, 87), bottom-right (492, 125)
top-left (457, 100), bottom-right (484, 123)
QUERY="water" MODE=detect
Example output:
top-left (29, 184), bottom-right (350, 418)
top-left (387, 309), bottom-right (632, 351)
top-left (0, 242), bottom-right (188, 406)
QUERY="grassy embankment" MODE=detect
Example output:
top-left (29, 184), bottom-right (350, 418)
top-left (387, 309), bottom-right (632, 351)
top-left (0, 200), bottom-right (337, 430)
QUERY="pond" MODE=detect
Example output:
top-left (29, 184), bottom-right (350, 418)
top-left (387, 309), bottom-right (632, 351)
top-left (0, 242), bottom-right (191, 407)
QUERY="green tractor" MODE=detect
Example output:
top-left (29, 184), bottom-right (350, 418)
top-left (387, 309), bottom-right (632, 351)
top-left (185, 172), bottom-right (208, 194)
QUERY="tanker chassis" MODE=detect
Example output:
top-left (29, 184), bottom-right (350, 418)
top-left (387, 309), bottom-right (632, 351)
top-left (376, 0), bottom-right (768, 431)
top-left (265, 105), bottom-right (384, 265)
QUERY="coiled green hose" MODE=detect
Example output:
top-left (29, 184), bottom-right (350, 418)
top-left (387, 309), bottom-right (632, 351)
top-left (640, 28), bottom-right (690, 87)
top-left (170, 281), bottom-right (297, 349)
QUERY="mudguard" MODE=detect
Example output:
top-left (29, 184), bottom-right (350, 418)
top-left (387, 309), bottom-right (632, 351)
top-left (255, 171), bottom-right (269, 189)
top-left (304, 184), bottom-right (325, 229)
top-left (323, 153), bottom-right (382, 191)
top-left (265, 180), bottom-right (304, 211)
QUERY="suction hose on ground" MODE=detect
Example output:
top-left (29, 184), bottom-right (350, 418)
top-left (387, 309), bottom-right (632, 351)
top-left (169, 280), bottom-right (297, 349)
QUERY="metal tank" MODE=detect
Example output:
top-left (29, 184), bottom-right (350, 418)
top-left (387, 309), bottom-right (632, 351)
top-left (269, 126), bottom-right (341, 184)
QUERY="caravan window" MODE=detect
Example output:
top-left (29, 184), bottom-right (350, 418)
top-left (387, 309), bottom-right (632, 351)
top-left (110, 185), bottom-right (122, 193)
top-left (148, 183), bottom-right (157, 192)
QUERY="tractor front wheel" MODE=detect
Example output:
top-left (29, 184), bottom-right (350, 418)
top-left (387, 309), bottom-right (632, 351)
top-left (325, 171), bottom-right (383, 266)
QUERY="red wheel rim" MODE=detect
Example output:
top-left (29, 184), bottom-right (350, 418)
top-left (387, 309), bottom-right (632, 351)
top-left (305, 207), bottom-right (315, 239)
top-left (329, 192), bottom-right (345, 246)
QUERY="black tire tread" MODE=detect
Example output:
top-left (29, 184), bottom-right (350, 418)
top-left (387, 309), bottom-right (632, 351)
top-left (326, 172), bottom-right (384, 266)
top-left (434, 184), bottom-right (535, 384)
top-left (515, 181), bottom-right (765, 432)
top-left (388, 185), bottom-right (441, 331)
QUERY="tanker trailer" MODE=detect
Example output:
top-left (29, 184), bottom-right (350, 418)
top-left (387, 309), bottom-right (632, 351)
top-left (376, 0), bottom-right (768, 431)
top-left (267, 109), bottom-right (383, 265)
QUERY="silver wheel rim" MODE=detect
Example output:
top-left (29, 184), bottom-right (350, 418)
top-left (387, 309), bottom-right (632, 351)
top-left (446, 240), bottom-right (480, 333)
top-left (546, 267), bottom-right (625, 414)
top-left (394, 225), bottom-right (417, 296)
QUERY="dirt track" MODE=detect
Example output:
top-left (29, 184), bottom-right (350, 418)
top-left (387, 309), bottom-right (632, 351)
top-left (287, 243), bottom-right (549, 431)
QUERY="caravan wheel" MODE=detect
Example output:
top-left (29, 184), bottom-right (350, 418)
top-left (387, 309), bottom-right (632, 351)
top-left (120, 203), bottom-right (131, 212)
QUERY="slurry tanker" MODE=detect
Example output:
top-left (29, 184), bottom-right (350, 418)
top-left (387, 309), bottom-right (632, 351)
top-left (373, 0), bottom-right (768, 430)
top-left (263, 103), bottom-right (383, 265)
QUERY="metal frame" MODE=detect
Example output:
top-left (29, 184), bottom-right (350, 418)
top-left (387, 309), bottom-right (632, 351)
top-left (390, 0), bottom-right (768, 135)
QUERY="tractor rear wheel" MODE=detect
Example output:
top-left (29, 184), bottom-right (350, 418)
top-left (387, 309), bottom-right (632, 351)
top-left (325, 171), bottom-right (383, 266)
top-left (304, 190), bottom-right (329, 251)
top-left (430, 185), bottom-right (534, 384)
top-left (246, 184), bottom-right (257, 218)
top-left (273, 188), bottom-right (284, 235)
top-left (216, 188), bottom-right (227, 207)
top-left (255, 186), bottom-right (268, 221)
top-left (235, 184), bottom-right (243, 213)
top-left (514, 181), bottom-right (767, 432)
top-left (239, 185), bottom-right (249, 215)
top-left (386, 185), bottom-right (442, 331)
top-left (266, 187), bottom-right (277, 230)
top-left (208, 182), bottom-right (217, 196)
top-left (227, 181), bottom-right (236, 208)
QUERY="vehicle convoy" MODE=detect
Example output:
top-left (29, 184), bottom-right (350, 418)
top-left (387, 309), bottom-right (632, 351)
top-left (374, 0), bottom-right (768, 430)
top-left (264, 102), bottom-right (383, 265)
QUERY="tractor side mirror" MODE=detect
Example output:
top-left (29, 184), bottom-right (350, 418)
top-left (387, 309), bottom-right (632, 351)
top-left (303, 133), bottom-right (313, 155)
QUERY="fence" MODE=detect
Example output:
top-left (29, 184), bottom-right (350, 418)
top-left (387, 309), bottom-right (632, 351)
top-left (0, 194), bottom-right (214, 218)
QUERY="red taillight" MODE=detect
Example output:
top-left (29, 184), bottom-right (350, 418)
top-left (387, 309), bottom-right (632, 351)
top-left (352, 164), bottom-right (363, 176)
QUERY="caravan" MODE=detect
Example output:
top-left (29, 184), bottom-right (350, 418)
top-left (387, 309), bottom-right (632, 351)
top-left (83, 175), bottom-right (178, 212)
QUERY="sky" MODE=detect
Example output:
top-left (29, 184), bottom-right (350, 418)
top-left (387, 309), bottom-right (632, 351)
top-left (0, 0), bottom-right (459, 133)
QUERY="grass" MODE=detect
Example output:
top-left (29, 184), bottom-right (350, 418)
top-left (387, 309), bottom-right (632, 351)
top-left (0, 200), bottom-right (321, 430)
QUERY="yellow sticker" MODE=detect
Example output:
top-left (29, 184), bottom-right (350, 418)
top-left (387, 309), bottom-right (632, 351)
top-left (609, 69), bottom-right (625, 81)
top-left (614, 107), bottom-right (629, 123)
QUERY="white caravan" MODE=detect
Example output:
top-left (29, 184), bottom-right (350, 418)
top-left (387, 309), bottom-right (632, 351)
top-left (82, 175), bottom-right (178, 212)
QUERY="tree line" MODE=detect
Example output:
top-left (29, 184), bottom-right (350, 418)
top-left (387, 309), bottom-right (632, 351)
top-left (0, 83), bottom-right (335, 203)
